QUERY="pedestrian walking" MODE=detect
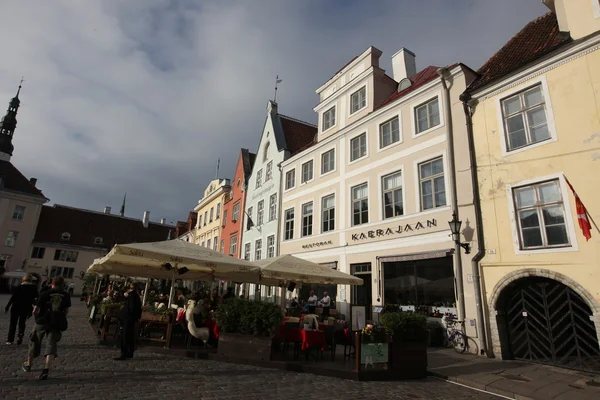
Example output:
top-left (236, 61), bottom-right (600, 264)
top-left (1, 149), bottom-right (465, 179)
top-left (4, 274), bottom-right (39, 345)
top-left (22, 276), bottom-right (71, 380)
top-left (114, 283), bottom-right (142, 361)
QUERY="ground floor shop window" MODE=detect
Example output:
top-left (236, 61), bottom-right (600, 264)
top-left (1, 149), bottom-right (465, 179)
top-left (383, 256), bottom-right (455, 314)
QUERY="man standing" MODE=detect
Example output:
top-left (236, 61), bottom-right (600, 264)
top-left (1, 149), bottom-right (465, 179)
top-left (22, 276), bottom-right (70, 380)
top-left (321, 291), bottom-right (331, 319)
top-left (115, 283), bottom-right (142, 361)
top-left (307, 290), bottom-right (318, 314)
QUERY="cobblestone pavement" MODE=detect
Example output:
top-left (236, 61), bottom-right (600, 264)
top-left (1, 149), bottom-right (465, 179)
top-left (0, 295), bottom-right (501, 400)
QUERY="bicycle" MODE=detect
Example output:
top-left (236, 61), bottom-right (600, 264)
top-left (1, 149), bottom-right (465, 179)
top-left (442, 317), bottom-right (467, 354)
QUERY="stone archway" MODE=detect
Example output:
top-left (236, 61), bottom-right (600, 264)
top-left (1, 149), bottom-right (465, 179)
top-left (488, 268), bottom-right (600, 372)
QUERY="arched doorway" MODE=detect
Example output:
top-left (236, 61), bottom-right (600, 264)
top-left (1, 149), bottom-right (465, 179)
top-left (497, 277), bottom-right (600, 372)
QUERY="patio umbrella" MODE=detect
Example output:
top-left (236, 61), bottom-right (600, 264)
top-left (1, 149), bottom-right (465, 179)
top-left (252, 254), bottom-right (363, 285)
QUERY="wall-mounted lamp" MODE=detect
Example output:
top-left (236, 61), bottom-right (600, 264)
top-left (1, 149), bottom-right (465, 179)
top-left (448, 211), bottom-right (471, 254)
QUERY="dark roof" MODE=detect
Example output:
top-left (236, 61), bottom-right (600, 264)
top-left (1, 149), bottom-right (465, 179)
top-left (469, 12), bottom-right (571, 91)
top-left (33, 204), bottom-right (174, 250)
top-left (241, 148), bottom-right (256, 182)
top-left (279, 115), bottom-right (317, 154)
top-left (0, 160), bottom-right (46, 198)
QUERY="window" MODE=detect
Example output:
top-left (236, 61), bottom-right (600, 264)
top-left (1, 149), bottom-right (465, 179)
top-left (257, 200), bottom-right (264, 226)
top-left (198, 214), bottom-right (202, 227)
top-left (419, 157), bottom-right (446, 210)
top-left (267, 235), bottom-right (275, 258)
top-left (255, 239), bottom-right (262, 261)
top-left (201, 241), bottom-right (205, 247)
top-left (301, 160), bottom-right (313, 183)
top-left (232, 204), bottom-right (240, 221)
top-left (12, 205), bottom-right (25, 221)
top-left (210, 207), bottom-right (214, 222)
top-left (216, 203), bottom-right (221, 219)
top-left (61, 232), bottom-right (71, 241)
top-left (0, 254), bottom-right (11, 269)
top-left (223, 210), bottom-right (228, 226)
top-left (50, 266), bottom-right (75, 279)
top-left (302, 202), bottom-right (313, 237)
top-left (350, 87), bottom-right (366, 114)
top-left (269, 194), bottom-right (277, 221)
top-left (380, 116), bottom-right (400, 148)
top-left (265, 161), bottom-right (273, 182)
top-left (415, 97), bottom-right (440, 134)
top-left (220, 239), bottom-right (225, 253)
top-left (94, 237), bottom-right (103, 244)
top-left (263, 142), bottom-right (270, 162)
top-left (321, 149), bottom-right (335, 175)
top-left (247, 207), bottom-right (253, 230)
top-left (513, 179), bottom-right (570, 249)
top-left (230, 236), bottom-right (238, 256)
top-left (4, 231), bottom-right (18, 247)
top-left (54, 249), bottom-right (78, 263)
top-left (322, 106), bottom-right (336, 131)
top-left (352, 183), bottom-right (369, 226)
top-left (31, 247), bottom-right (45, 259)
top-left (207, 238), bottom-right (212, 249)
top-left (285, 170), bottom-right (296, 190)
top-left (501, 84), bottom-right (550, 151)
top-left (244, 243), bottom-right (251, 260)
top-left (350, 133), bottom-right (367, 161)
top-left (322, 195), bottom-right (335, 233)
top-left (382, 171), bottom-right (404, 219)
top-left (256, 169), bottom-right (263, 188)
top-left (284, 208), bottom-right (295, 240)
top-left (213, 236), bottom-right (219, 251)
top-left (204, 211), bottom-right (208, 226)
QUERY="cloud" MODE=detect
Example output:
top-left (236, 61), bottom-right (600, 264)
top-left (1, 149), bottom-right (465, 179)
top-left (0, 0), bottom-right (548, 224)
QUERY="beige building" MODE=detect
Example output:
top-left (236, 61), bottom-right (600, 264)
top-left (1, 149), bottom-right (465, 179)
top-left (465, 0), bottom-right (600, 371)
top-left (194, 178), bottom-right (231, 252)
top-left (279, 46), bottom-right (485, 349)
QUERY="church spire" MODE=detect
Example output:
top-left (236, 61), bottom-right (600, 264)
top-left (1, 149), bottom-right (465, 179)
top-left (0, 79), bottom-right (23, 161)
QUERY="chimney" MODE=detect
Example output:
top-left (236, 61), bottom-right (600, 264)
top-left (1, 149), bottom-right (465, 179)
top-left (142, 211), bottom-right (150, 228)
top-left (160, 218), bottom-right (166, 224)
top-left (391, 48), bottom-right (416, 82)
top-left (29, 177), bottom-right (37, 187)
top-left (104, 206), bottom-right (111, 214)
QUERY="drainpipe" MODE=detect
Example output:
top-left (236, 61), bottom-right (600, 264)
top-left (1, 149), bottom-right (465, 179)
top-left (459, 91), bottom-right (489, 356)
top-left (277, 161), bottom-right (286, 308)
top-left (437, 67), bottom-right (466, 324)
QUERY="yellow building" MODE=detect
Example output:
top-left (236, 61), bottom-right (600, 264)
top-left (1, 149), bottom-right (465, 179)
top-left (194, 178), bottom-right (231, 252)
top-left (465, 0), bottom-right (600, 372)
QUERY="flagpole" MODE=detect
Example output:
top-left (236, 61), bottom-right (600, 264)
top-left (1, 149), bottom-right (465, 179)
top-left (274, 75), bottom-right (282, 103)
top-left (585, 209), bottom-right (600, 234)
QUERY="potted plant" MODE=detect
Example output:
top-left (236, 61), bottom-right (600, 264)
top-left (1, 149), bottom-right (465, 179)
top-left (100, 302), bottom-right (123, 317)
top-left (142, 305), bottom-right (174, 322)
top-left (361, 324), bottom-right (391, 343)
top-left (215, 297), bottom-right (283, 362)
top-left (380, 311), bottom-right (428, 378)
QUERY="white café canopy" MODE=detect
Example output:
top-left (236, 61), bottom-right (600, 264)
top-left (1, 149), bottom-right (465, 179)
top-left (253, 254), bottom-right (363, 286)
top-left (87, 239), bottom-right (256, 281)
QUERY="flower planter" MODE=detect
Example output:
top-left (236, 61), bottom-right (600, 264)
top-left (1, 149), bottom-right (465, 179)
top-left (141, 311), bottom-right (173, 323)
top-left (388, 340), bottom-right (427, 379)
top-left (218, 333), bottom-right (275, 362)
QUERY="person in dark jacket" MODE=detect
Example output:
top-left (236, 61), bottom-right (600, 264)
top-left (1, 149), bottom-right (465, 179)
top-left (114, 283), bottom-right (142, 360)
top-left (5, 274), bottom-right (39, 345)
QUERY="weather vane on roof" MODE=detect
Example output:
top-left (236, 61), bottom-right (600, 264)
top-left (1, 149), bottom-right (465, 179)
top-left (274, 75), bottom-right (282, 103)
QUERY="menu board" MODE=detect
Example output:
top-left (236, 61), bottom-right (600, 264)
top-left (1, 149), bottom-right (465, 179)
top-left (351, 306), bottom-right (366, 332)
top-left (360, 342), bottom-right (389, 366)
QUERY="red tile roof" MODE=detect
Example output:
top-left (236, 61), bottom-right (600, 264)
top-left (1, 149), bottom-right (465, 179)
top-left (279, 115), bottom-right (317, 154)
top-left (0, 161), bottom-right (46, 198)
top-left (469, 12), bottom-right (570, 91)
top-left (33, 204), bottom-right (174, 250)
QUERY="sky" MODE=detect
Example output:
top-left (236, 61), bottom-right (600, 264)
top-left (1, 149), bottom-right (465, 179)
top-left (0, 0), bottom-right (549, 225)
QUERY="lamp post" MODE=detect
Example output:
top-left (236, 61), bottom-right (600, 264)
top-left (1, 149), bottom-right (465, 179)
top-left (448, 211), bottom-right (471, 254)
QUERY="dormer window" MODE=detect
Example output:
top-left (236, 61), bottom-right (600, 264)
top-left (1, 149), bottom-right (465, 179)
top-left (322, 106), bottom-right (336, 131)
top-left (94, 237), bottom-right (103, 244)
top-left (350, 87), bottom-right (366, 114)
top-left (61, 232), bottom-right (71, 241)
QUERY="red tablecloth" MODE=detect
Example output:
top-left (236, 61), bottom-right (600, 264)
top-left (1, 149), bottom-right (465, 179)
top-left (299, 329), bottom-right (326, 351)
top-left (205, 319), bottom-right (219, 340)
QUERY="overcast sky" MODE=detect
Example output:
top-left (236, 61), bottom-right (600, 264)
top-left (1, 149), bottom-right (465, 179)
top-left (0, 0), bottom-right (548, 225)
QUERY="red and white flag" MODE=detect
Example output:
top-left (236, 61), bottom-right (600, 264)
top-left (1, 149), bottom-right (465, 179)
top-left (564, 176), bottom-right (592, 241)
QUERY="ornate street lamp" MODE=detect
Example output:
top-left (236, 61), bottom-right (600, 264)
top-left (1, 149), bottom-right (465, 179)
top-left (448, 211), bottom-right (471, 254)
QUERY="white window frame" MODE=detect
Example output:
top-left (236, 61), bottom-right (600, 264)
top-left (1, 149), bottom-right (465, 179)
top-left (594, 0), bottom-right (600, 18)
top-left (206, 238), bottom-right (211, 249)
top-left (320, 147), bottom-right (336, 177)
top-left (257, 200), bottom-right (264, 226)
top-left (255, 239), bottom-right (262, 261)
top-left (230, 236), bottom-right (238, 256)
top-left (495, 76), bottom-right (557, 157)
top-left (301, 159), bottom-right (314, 184)
top-left (209, 207), bottom-right (214, 222)
top-left (232, 203), bottom-right (240, 222)
top-left (265, 161), bottom-right (273, 182)
top-left (378, 114), bottom-right (402, 151)
top-left (256, 169), bottom-right (263, 188)
top-left (350, 182), bottom-right (370, 227)
top-left (410, 90), bottom-right (444, 138)
top-left (412, 150), bottom-right (451, 214)
top-left (267, 235), bottom-right (275, 258)
top-left (214, 236), bottom-right (219, 251)
top-left (321, 193), bottom-right (336, 233)
top-left (349, 131), bottom-right (368, 164)
top-left (301, 201), bottom-right (314, 237)
top-left (284, 208), bottom-right (295, 241)
top-left (246, 206), bottom-right (253, 230)
top-left (322, 105), bottom-right (337, 133)
top-left (216, 203), bottom-right (221, 219)
top-left (349, 85), bottom-right (367, 115)
top-left (31, 246), bottom-right (45, 259)
top-left (4, 231), bottom-right (18, 247)
top-left (285, 169), bottom-right (296, 191)
top-left (269, 193), bottom-right (277, 221)
top-left (506, 173), bottom-right (579, 255)
top-left (244, 242), bottom-right (251, 260)
top-left (12, 205), bottom-right (25, 221)
top-left (417, 156), bottom-right (447, 211)
top-left (380, 168), bottom-right (405, 220)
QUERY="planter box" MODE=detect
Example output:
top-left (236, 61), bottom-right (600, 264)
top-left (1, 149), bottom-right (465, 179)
top-left (141, 311), bottom-right (173, 323)
top-left (218, 333), bottom-right (274, 362)
top-left (388, 341), bottom-right (427, 379)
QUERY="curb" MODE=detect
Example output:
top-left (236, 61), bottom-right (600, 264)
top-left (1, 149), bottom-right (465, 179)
top-left (427, 370), bottom-right (534, 400)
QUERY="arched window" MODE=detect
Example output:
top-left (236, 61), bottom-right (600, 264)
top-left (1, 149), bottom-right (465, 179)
top-left (61, 232), bottom-right (71, 241)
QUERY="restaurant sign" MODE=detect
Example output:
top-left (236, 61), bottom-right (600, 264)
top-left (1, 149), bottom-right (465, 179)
top-left (302, 240), bottom-right (333, 250)
top-left (351, 219), bottom-right (437, 242)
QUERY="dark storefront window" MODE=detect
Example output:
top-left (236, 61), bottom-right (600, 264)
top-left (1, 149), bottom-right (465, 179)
top-left (383, 256), bottom-right (455, 307)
